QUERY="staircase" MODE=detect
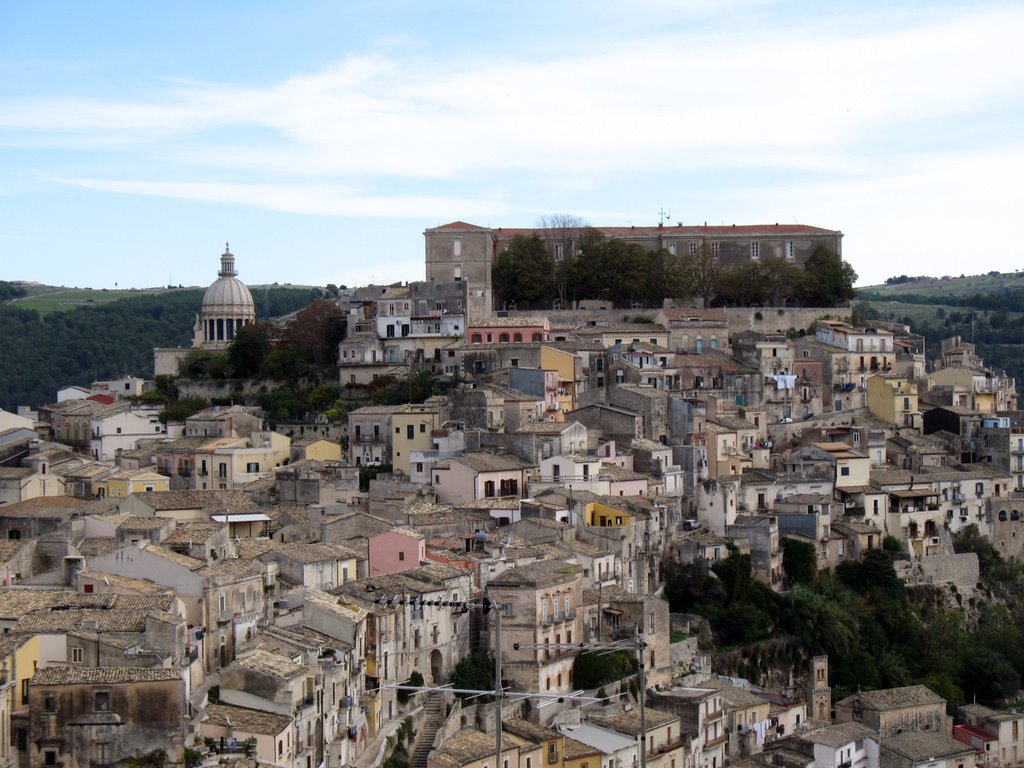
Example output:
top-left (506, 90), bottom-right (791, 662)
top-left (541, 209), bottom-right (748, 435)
top-left (410, 694), bottom-right (446, 768)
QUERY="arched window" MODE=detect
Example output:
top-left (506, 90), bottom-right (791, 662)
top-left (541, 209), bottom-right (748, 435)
top-left (513, 333), bottom-right (523, 342)
top-left (499, 333), bottom-right (510, 343)
top-left (471, 333), bottom-right (482, 344)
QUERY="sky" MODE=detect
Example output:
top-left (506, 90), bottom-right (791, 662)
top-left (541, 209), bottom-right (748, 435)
top-left (2, 1), bottom-right (1023, 291)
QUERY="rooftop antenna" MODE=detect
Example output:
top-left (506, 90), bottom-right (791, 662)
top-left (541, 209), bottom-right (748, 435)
top-left (658, 207), bottom-right (671, 226)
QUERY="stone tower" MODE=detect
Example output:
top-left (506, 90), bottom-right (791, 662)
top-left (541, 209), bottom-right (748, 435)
top-left (808, 654), bottom-right (832, 722)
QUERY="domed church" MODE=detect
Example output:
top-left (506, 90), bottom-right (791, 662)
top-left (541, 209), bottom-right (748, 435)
top-left (153, 244), bottom-right (257, 376)
top-left (192, 244), bottom-right (256, 349)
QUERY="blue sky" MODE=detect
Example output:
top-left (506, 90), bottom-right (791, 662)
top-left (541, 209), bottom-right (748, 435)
top-left (2, 1), bottom-right (1023, 290)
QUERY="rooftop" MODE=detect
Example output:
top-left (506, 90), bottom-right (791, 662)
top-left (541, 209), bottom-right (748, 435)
top-left (32, 666), bottom-right (183, 685)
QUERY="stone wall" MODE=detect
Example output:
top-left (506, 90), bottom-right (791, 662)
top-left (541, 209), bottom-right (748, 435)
top-left (895, 553), bottom-right (980, 589)
top-left (724, 307), bottom-right (851, 336)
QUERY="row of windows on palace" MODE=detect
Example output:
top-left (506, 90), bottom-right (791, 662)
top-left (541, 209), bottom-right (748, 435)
top-left (449, 237), bottom-right (798, 260)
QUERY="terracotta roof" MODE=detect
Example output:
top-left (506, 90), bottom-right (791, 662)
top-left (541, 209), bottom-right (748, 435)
top-left (837, 684), bottom-right (944, 710)
top-left (881, 731), bottom-right (974, 760)
top-left (15, 608), bottom-right (157, 634)
top-left (589, 707), bottom-right (679, 736)
top-left (430, 728), bottom-right (532, 768)
top-left (0, 496), bottom-right (86, 518)
top-left (489, 559), bottom-right (581, 588)
top-left (162, 522), bottom-right (226, 546)
top-left (232, 648), bottom-right (305, 679)
top-left (204, 703), bottom-right (292, 736)
top-left (32, 666), bottom-right (183, 685)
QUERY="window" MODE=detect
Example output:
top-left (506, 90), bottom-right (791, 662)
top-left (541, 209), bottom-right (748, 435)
top-left (554, 243), bottom-right (563, 261)
top-left (399, 551), bottom-right (405, 561)
top-left (785, 240), bottom-right (794, 260)
top-left (407, 425), bottom-right (415, 439)
top-left (499, 333), bottom-right (509, 343)
top-left (667, 242), bottom-right (676, 255)
top-left (246, 462), bottom-right (259, 473)
top-left (218, 462), bottom-right (227, 478)
top-left (513, 333), bottom-right (522, 342)
top-left (72, 647), bottom-right (83, 663)
top-left (750, 242), bottom-right (760, 259)
top-left (453, 238), bottom-right (461, 256)
top-left (44, 751), bottom-right (57, 766)
top-left (840, 466), bottom-right (850, 476)
top-left (548, 743), bottom-right (558, 764)
top-left (689, 241), bottom-right (698, 255)
top-left (94, 690), bottom-right (111, 712)
top-left (711, 242), bottom-right (720, 258)
top-left (42, 693), bottom-right (56, 712)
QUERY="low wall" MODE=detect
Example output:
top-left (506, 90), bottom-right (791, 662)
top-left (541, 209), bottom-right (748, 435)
top-left (725, 307), bottom-right (851, 336)
top-left (896, 553), bottom-right (980, 588)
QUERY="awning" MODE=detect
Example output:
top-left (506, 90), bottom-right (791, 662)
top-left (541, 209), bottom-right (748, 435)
top-left (212, 513), bottom-right (271, 522)
top-left (602, 607), bottom-right (624, 616)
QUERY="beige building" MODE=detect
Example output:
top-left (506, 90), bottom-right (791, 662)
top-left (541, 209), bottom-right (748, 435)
top-left (29, 666), bottom-right (186, 768)
top-left (835, 685), bottom-right (947, 738)
top-left (487, 560), bottom-right (583, 704)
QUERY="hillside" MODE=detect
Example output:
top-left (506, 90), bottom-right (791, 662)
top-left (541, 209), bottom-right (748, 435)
top-left (0, 283), bottom-right (326, 410)
top-left (856, 272), bottom-right (1024, 386)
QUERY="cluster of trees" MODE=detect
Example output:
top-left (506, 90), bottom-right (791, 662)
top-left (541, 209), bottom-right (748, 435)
top-left (0, 281), bottom-right (27, 302)
top-left (0, 285), bottom-right (323, 411)
top-left (664, 535), bottom-right (1024, 705)
top-left (182, 300), bottom-right (346, 382)
top-left (492, 229), bottom-right (856, 309)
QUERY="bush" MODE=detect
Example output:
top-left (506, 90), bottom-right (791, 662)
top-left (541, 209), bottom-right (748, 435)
top-left (450, 652), bottom-right (494, 699)
top-left (573, 650), bottom-right (637, 689)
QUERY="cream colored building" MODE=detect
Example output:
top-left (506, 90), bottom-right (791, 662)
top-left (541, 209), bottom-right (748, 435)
top-left (191, 431), bottom-right (290, 490)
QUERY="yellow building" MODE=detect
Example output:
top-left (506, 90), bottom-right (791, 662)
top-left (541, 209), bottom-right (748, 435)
top-left (867, 374), bottom-right (922, 430)
top-left (540, 346), bottom-right (582, 413)
top-left (391, 403), bottom-right (444, 476)
top-left (290, 438), bottom-right (342, 463)
top-left (586, 501), bottom-right (634, 528)
top-left (97, 470), bottom-right (170, 498)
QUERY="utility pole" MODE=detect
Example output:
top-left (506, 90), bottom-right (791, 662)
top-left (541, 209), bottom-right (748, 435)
top-left (513, 634), bottom-right (650, 768)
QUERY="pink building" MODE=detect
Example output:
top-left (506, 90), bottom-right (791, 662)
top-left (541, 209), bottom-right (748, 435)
top-left (431, 452), bottom-right (535, 504)
top-left (467, 316), bottom-right (550, 345)
top-left (368, 528), bottom-right (426, 576)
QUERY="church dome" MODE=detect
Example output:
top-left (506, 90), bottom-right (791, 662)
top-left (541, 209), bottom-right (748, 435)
top-left (202, 244), bottom-right (255, 313)
top-left (194, 244), bottom-right (257, 350)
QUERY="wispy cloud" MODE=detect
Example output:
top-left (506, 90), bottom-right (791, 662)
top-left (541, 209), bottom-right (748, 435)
top-left (2, 5), bottom-right (1021, 186)
top-left (61, 178), bottom-right (510, 219)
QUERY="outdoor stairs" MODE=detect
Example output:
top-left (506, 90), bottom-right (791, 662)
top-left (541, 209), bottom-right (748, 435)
top-left (410, 694), bottom-right (446, 768)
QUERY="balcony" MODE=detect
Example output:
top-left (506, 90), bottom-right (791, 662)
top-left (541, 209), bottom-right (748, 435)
top-left (705, 732), bottom-right (729, 749)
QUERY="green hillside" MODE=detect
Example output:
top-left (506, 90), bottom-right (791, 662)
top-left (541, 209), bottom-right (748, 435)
top-left (856, 271), bottom-right (1024, 387)
top-left (0, 282), bottom-right (327, 410)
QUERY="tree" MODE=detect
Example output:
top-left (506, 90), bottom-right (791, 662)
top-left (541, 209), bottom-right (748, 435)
top-left (782, 538), bottom-right (817, 586)
top-left (492, 235), bottom-right (556, 306)
top-left (573, 650), bottom-right (637, 689)
top-left (800, 246), bottom-right (857, 306)
top-left (281, 300), bottom-right (346, 369)
top-left (227, 321), bottom-right (273, 379)
top-left (537, 214), bottom-right (590, 306)
top-left (450, 652), bottom-right (495, 699)
top-left (599, 239), bottom-right (649, 305)
top-left (682, 241), bottom-right (721, 307)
